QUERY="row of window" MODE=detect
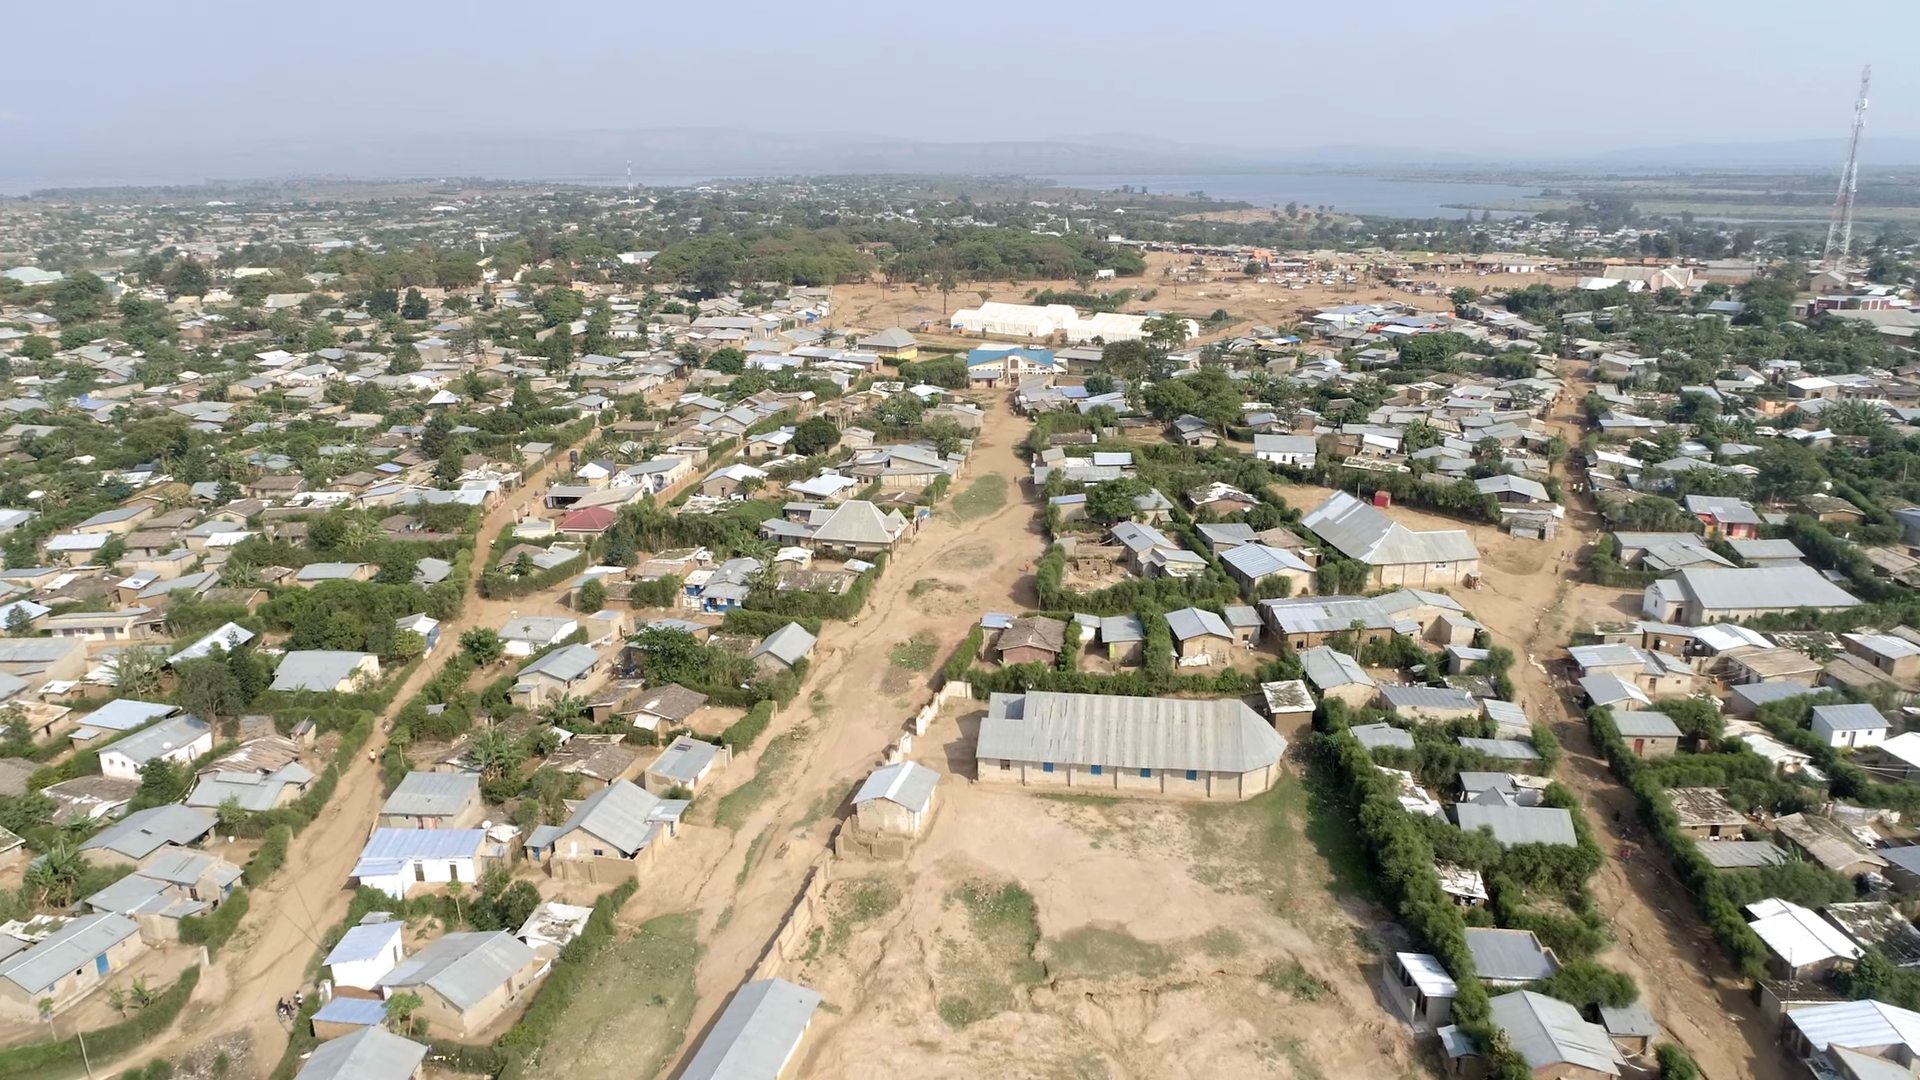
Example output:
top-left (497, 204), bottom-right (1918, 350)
top-left (1002, 759), bottom-right (1200, 781)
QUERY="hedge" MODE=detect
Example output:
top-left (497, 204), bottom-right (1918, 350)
top-left (490, 880), bottom-right (640, 1080)
top-left (1586, 707), bottom-right (1771, 980)
top-left (244, 825), bottom-right (293, 887)
top-left (177, 886), bottom-right (249, 952)
top-left (720, 609), bottom-right (823, 637)
top-left (719, 700), bottom-right (776, 753)
top-left (744, 553), bottom-right (888, 623)
top-left (0, 966), bottom-right (200, 1080)
top-left (943, 627), bottom-right (984, 683)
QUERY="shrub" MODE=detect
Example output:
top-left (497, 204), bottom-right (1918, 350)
top-left (719, 701), bottom-right (776, 753)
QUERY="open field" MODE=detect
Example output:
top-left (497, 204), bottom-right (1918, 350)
top-left (782, 751), bottom-right (1424, 1080)
top-left (828, 251), bottom-right (1582, 346)
top-left (534, 913), bottom-right (702, 1080)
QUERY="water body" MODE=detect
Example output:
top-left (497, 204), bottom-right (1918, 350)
top-left (1046, 171), bottom-right (1541, 218)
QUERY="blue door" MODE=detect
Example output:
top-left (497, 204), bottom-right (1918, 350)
top-left (96, 953), bottom-right (109, 976)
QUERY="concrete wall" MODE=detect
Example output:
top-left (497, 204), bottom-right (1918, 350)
top-left (1372, 558), bottom-right (1479, 590)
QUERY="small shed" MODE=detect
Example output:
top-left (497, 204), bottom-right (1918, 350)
top-left (1667, 787), bottom-right (1747, 841)
top-left (1810, 703), bottom-right (1888, 750)
top-left (645, 736), bottom-right (728, 796)
top-left (1259, 680), bottom-right (1314, 735)
top-left (324, 913), bottom-right (405, 994)
top-left (1599, 1001), bottom-right (1658, 1058)
top-left (853, 761), bottom-right (939, 837)
top-left (1384, 952), bottom-right (1457, 1029)
top-left (1611, 710), bottom-right (1683, 758)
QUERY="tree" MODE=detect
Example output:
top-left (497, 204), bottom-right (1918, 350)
top-left (176, 658), bottom-right (246, 729)
top-left (368, 288), bottom-right (400, 317)
top-left (1142, 314), bottom-right (1191, 349)
top-left (24, 840), bottom-right (87, 908)
top-left (111, 646), bottom-right (168, 697)
top-left (578, 577), bottom-right (607, 614)
top-left (469, 726), bottom-right (525, 782)
top-left (384, 991), bottom-right (424, 1033)
top-left (4, 605), bottom-right (31, 636)
top-left (136, 758), bottom-right (192, 808)
top-left (400, 288), bottom-right (430, 320)
top-left (790, 416), bottom-right (840, 456)
top-left (1085, 479), bottom-right (1144, 523)
top-left (165, 260), bottom-right (211, 299)
top-left (705, 347), bottom-right (746, 375)
top-left (20, 335), bottom-right (53, 364)
top-left (460, 627), bottom-right (504, 666)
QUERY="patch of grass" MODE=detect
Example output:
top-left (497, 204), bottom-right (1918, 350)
top-left (1036, 792), bottom-right (1121, 808)
top-left (1259, 959), bottom-right (1328, 1002)
top-left (1189, 755), bottom-right (1376, 906)
top-left (908, 577), bottom-right (945, 599)
top-left (937, 879), bottom-right (1046, 1028)
top-left (889, 632), bottom-right (939, 671)
top-left (1276, 1037), bottom-right (1329, 1080)
top-left (797, 787), bottom-right (843, 829)
top-left (948, 473), bottom-right (1008, 522)
top-left (808, 689), bottom-right (830, 718)
top-left (715, 904), bottom-right (733, 931)
top-left (1194, 927), bottom-right (1244, 959)
top-left (736, 827), bottom-right (772, 888)
top-left (536, 913), bottom-right (702, 1080)
top-left (714, 730), bottom-right (805, 830)
top-left (825, 875), bottom-right (903, 952)
top-left (796, 925), bottom-right (824, 964)
top-left (1046, 926), bottom-right (1173, 980)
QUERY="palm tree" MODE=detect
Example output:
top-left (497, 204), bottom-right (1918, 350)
top-left (541, 695), bottom-right (588, 727)
top-left (25, 841), bottom-right (87, 908)
top-left (468, 727), bottom-right (524, 783)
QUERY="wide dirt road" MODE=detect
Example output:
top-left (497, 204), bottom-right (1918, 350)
top-left (637, 397), bottom-right (1045, 1072)
top-left (94, 430), bottom-right (599, 1077)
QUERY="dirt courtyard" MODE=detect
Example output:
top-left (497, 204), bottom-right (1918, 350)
top-left (782, 716), bottom-right (1425, 1080)
top-left (828, 251), bottom-right (1581, 347)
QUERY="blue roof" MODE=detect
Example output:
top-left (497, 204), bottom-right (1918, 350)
top-left (966, 346), bottom-right (1055, 368)
top-left (311, 996), bottom-right (387, 1027)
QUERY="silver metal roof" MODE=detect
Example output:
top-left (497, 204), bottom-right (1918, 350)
top-left (1299, 646), bottom-right (1374, 690)
top-left (1488, 990), bottom-right (1622, 1076)
top-left (0, 913), bottom-right (141, 995)
top-left (1454, 804), bottom-right (1576, 847)
top-left (1301, 491), bottom-right (1479, 566)
top-left (648, 735), bottom-right (721, 783)
top-left (82, 805), bottom-right (216, 860)
top-left (270, 650), bottom-right (374, 692)
top-left (1164, 607), bottom-right (1232, 642)
top-left (377, 930), bottom-right (534, 1011)
top-left (1669, 565), bottom-right (1860, 615)
top-left (1465, 928), bottom-right (1560, 982)
top-left (1380, 685), bottom-right (1476, 712)
top-left (853, 761), bottom-right (938, 813)
top-left (1351, 723), bottom-right (1413, 751)
top-left (551, 779), bottom-right (670, 856)
top-left (748, 624), bottom-right (816, 667)
top-left (1610, 711), bottom-right (1683, 739)
top-left (1458, 737), bottom-right (1541, 760)
top-left (978, 691), bottom-right (1286, 774)
top-left (293, 1023), bottom-right (430, 1080)
top-left (521, 644), bottom-right (602, 683)
top-left (382, 771), bottom-right (479, 817)
top-left (104, 714), bottom-right (209, 765)
top-left (1696, 840), bottom-right (1788, 869)
top-left (679, 978), bottom-right (822, 1080)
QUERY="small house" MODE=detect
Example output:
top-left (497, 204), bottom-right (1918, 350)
top-left (325, 914), bottom-right (406, 994)
top-left (1166, 607), bottom-right (1234, 666)
top-left (523, 779), bottom-right (685, 884)
top-left (350, 829), bottom-right (490, 898)
top-left (1810, 703), bottom-right (1888, 749)
top-left (996, 616), bottom-right (1067, 667)
top-left (379, 772), bottom-right (484, 830)
top-left (853, 760), bottom-right (939, 838)
top-left (645, 735), bottom-right (727, 795)
top-left (375, 931), bottom-right (543, 1038)
top-left (1610, 711), bottom-right (1682, 757)
top-left (1383, 952), bottom-right (1457, 1030)
top-left (1668, 787), bottom-right (1747, 841)
top-left (98, 714), bottom-right (213, 781)
top-left (294, 1026), bottom-right (427, 1079)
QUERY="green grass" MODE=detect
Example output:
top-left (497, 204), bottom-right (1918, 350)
top-left (536, 913), bottom-right (702, 1080)
top-left (1259, 959), bottom-right (1328, 1001)
top-left (938, 879), bottom-right (1047, 1028)
top-left (797, 786), bottom-right (843, 829)
top-left (825, 875), bottom-right (904, 952)
top-left (888, 632), bottom-right (940, 671)
top-left (1045, 926), bottom-right (1173, 980)
top-left (1195, 927), bottom-right (1244, 958)
top-left (736, 827), bottom-right (772, 887)
top-left (948, 473), bottom-right (1008, 522)
top-left (714, 731), bottom-right (805, 830)
top-left (1276, 1037), bottom-right (1329, 1080)
top-left (808, 689), bottom-right (830, 718)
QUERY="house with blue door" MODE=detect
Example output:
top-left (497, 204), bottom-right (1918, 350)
top-left (0, 912), bottom-right (146, 1016)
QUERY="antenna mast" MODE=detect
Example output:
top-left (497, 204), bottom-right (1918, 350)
top-left (1823, 65), bottom-right (1871, 269)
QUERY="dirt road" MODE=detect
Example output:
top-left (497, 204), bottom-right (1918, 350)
top-left (95, 434), bottom-right (600, 1077)
top-left (634, 397), bottom-right (1046, 1069)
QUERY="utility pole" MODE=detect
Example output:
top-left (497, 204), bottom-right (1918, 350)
top-left (1823, 65), bottom-right (1871, 269)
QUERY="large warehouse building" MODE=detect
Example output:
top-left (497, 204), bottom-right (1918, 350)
top-left (950, 301), bottom-right (1198, 345)
top-left (975, 690), bottom-right (1287, 800)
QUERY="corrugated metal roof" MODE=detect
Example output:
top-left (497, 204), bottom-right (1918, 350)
top-left (326, 920), bottom-right (404, 967)
top-left (1670, 565), bottom-right (1860, 615)
top-left (552, 779), bottom-right (668, 856)
top-left (1300, 646), bottom-right (1373, 690)
top-left (1351, 723), bottom-right (1413, 750)
top-left (271, 650), bottom-right (374, 692)
top-left (1380, 685), bottom-right (1476, 712)
top-left (1458, 737), bottom-right (1540, 760)
top-left (82, 805), bottom-right (216, 859)
top-left (648, 736), bottom-right (720, 784)
top-left (1813, 703), bottom-right (1887, 733)
top-left (1395, 952), bottom-right (1458, 998)
top-left (0, 913), bottom-right (141, 995)
top-left (294, 1023), bottom-right (429, 1080)
top-left (679, 978), bottom-right (822, 1080)
top-left (377, 930), bottom-right (534, 1011)
top-left (854, 761), bottom-right (938, 813)
top-left (1465, 928), bottom-right (1559, 982)
top-left (521, 644), bottom-right (601, 683)
top-left (103, 714), bottom-right (209, 765)
top-left (310, 995), bottom-right (388, 1028)
top-left (1789, 999), bottom-right (1920, 1055)
top-left (977, 691), bottom-right (1286, 774)
top-left (382, 772), bottom-right (479, 817)
top-left (80, 698), bottom-right (178, 732)
top-left (1302, 491), bottom-right (1479, 566)
top-left (1164, 607), bottom-right (1232, 642)
top-left (1697, 841), bottom-right (1788, 869)
top-left (1746, 899), bottom-right (1862, 966)
top-left (1488, 990), bottom-right (1623, 1076)
top-left (1218, 543), bottom-right (1311, 580)
top-left (1454, 804), bottom-right (1576, 847)
top-left (1611, 711), bottom-right (1683, 738)
top-left (354, 828), bottom-right (486, 872)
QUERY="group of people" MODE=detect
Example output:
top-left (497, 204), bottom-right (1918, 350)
top-left (276, 992), bottom-right (305, 1021)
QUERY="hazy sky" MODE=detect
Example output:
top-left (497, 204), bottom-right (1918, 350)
top-left (4, 0), bottom-right (1916, 179)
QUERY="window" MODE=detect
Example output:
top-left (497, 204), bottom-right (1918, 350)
top-left (1042, 762), bottom-right (1054, 773)
top-left (999, 759), bottom-right (1011, 771)
top-left (1186, 769), bottom-right (1198, 781)
top-left (592, 849), bottom-right (605, 856)
top-left (1140, 768), bottom-right (1151, 778)
top-left (1090, 765), bottom-right (1102, 776)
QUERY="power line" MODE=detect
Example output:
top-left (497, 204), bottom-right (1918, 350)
top-left (1823, 65), bottom-right (1871, 269)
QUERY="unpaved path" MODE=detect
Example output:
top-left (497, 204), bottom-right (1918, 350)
top-left (88, 432), bottom-right (600, 1078)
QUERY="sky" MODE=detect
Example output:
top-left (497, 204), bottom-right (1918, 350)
top-left (5, 0), bottom-right (1918, 184)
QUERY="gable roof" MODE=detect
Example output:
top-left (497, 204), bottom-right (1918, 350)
top-left (382, 772), bottom-right (479, 818)
top-left (679, 978), bottom-right (823, 1080)
top-left (293, 1026), bottom-right (429, 1080)
top-left (1489, 990), bottom-right (1622, 1076)
top-left (978, 691), bottom-right (1286, 774)
top-left (1454, 803), bottom-right (1576, 847)
top-left (1301, 491), bottom-right (1479, 566)
top-left (853, 761), bottom-right (938, 813)
top-left (377, 931), bottom-right (535, 1011)
top-left (552, 779), bottom-right (671, 856)
top-left (748, 624), bottom-right (816, 667)
top-left (82, 805), bottom-right (217, 860)
top-left (0, 914), bottom-right (142, 996)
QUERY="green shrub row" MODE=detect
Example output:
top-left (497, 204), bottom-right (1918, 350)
top-left (719, 701), bottom-right (776, 754)
top-left (943, 627), bottom-right (984, 683)
top-left (0, 967), bottom-right (200, 1080)
top-left (177, 887), bottom-right (249, 950)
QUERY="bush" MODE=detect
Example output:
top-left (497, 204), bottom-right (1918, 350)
top-left (0, 967), bottom-right (199, 1080)
top-left (944, 627), bottom-right (984, 683)
top-left (245, 825), bottom-right (292, 886)
top-left (719, 701), bottom-right (776, 753)
top-left (177, 887), bottom-right (250, 952)
top-left (492, 880), bottom-right (639, 1073)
